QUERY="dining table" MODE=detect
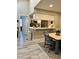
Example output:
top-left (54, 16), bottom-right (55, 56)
top-left (48, 33), bottom-right (61, 54)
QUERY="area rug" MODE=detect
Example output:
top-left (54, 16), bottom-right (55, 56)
top-left (17, 44), bottom-right (50, 59)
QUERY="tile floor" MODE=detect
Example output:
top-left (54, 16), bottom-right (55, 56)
top-left (17, 38), bottom-right (61, 59)
top-left (17, 44), bottom-right (51, 59)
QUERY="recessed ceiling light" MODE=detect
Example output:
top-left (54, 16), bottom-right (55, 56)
top-left (49, 4), bottom-right (53, 7)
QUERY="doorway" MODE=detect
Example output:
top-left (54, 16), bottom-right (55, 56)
top-left (19, 16), bottom-right (29, 48)
top-left (20, 16), bottom-right (29, 40)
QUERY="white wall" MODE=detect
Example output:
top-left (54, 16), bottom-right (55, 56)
top-left (17, 0), bottom-right (29, 18)
top-left (29, 0), bottom-right (40, 15)
top-left (17, 0), bottom-right (41, 19)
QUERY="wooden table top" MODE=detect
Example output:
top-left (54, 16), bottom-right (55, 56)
top-left (48, 33), bottom-right (61, 40)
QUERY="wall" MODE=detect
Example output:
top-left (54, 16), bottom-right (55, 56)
top-left (29, 0), bottom-right (40, 15)
top-left (34, 9), bottom-right (61, 29)
top-left (17, 0), bottom-right (29, 18)
top-left (17, 0), bottom-right (41, 18)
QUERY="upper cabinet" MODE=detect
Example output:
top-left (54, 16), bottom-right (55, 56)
top-left (33, 14), bottom-right (54, 21)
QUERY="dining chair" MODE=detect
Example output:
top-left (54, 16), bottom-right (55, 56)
top-left (44, 31), bottom-right (55, 52)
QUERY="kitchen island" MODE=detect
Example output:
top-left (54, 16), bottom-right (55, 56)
top-left (29, 27), bottom-right (55, 40)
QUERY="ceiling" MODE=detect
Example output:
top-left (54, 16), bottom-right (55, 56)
top-left (35, 0), bottom-right (61, 13)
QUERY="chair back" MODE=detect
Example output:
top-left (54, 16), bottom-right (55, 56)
top-left (44, 31), bottom-right (50, 41)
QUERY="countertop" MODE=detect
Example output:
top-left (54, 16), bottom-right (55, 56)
top-left (29, 27), bottom-right (55, 30)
